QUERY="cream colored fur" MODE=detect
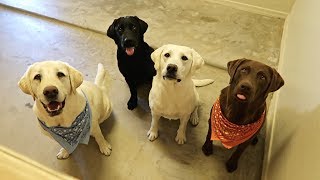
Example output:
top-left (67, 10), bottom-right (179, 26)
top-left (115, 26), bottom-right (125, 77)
top-left (18, 61), bottom-right (112, 159)
top-left (148, 44), bottom-right (214, 144)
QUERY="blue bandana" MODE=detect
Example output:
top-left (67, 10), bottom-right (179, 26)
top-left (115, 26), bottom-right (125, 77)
top-left (38, 94), bottom-right (92, 154)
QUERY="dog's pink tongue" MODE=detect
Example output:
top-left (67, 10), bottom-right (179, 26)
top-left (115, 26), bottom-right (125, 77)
top-left (126, 47), bottom-right (135, 56)
top-left (47, 101), bottom-right (61, 111)
top-left (237, 94), bottom-right (246, 100)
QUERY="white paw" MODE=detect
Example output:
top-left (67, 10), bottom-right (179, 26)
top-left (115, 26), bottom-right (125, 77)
top-left (56, 148), bottom-right (69, 159)
top-left (190, 116), bottom-right (199, 126)
top-left (147, 129), bottom-right (158, 141)
top-left (99, 141), bottom-right (112, 156)
top-left (190, 114), bottom-right (199, 126)
top-left (175, 133), bottom-right (187, 145)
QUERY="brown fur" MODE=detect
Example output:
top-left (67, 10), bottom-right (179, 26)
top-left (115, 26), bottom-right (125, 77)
top-left (202, 58), bottom-right (284, 172)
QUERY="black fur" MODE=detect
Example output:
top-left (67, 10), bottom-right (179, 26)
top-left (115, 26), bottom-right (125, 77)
top-left (107, 16), bottom-right (156, 110)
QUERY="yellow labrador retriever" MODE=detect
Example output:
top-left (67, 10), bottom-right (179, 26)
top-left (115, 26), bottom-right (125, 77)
top-left (18, 61), bottom-right (112, 159)
top-left (148, 44), bottom-right (214, 144)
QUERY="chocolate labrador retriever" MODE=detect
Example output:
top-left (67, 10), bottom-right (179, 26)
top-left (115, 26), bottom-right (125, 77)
top-left (202, 59), bottom-right (284, 172)
top-left (107, 16), bottom-right (156, 110)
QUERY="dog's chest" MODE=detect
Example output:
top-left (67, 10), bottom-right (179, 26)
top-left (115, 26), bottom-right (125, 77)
top-left (149, 83), bottom-right (196, 119)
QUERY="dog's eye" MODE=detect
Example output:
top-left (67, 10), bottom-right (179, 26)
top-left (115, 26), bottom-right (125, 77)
top-left (132, 25), bottom-right (137, 31)
top-left (241, 68), bottom-right (248, 73)
top-left (57, 72), bottom-right (65, 78)
top-left (259, 74), bottom-right (266, 80)
top-left (181, 56), bottom-right (188, 61)
top-left (164, 53), bottom-right (170, 58)
top-left (34, 74), bottom-right (41, 81)
top-left (118, 27), bottom-right (123, 32)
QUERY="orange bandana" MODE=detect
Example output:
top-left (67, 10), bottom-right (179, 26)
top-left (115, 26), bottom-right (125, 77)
top-left (211, 99), bottom-right (265, 149)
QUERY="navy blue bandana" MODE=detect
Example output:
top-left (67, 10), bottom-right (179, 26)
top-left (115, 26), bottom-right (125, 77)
top-left (38, 94), bottom-right (92, 154)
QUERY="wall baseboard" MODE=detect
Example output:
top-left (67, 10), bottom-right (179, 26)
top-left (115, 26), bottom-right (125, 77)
top-left (206, 0), bottom-right (288, 19)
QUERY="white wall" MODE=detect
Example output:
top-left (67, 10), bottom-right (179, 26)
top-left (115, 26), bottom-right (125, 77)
top-left (263, 0), bottom-right (320, 179)
top-left (209, 0), bottom-right (295, 18)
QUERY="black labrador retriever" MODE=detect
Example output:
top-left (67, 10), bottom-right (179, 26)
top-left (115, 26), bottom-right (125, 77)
top-left (107, 16), bottom-right (156, 110)
top-left (202, 59), bottom-right (284, 172)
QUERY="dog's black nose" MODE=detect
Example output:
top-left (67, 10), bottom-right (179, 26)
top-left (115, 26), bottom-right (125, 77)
top-left (124, 38), bottom-right (134, 47)
top-left (43, 86), bottom-right (59, 99)
top-left (240, 83), bottom-right (252, 92)
top-left (167, 64), bottom-right (178, 73)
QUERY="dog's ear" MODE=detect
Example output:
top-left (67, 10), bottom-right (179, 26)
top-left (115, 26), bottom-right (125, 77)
top-left (67, 63), bottom-right (83, 94)
top-left (227, 58), bottom-right (248, 84)
top-left (190, 48), bottom-right (204, 74)
top-left (151, 45), bottom-right (165, 71)
top-left (18, 66), bottom-right (35, 99)
top-left (134, 16), bottom-right (148, 34)
top-left (267, 68), bottom-right (284, 92)
top-left (107, 18), bottom-right (118, 40)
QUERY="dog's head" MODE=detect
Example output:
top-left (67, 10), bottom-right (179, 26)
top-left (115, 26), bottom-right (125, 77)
top-left (18, 61), bottom-right (83, 116)
top-left (151, 44), bottom-right (204, 82)
top-left (227, 58), bottom-right (284, 103)
top-left (107, 16), bottom-right (148, 56)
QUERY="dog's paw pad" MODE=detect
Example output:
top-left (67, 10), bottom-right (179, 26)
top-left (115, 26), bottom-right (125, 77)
top-left (99, 142), bottom-right (112, 156)
top-left (56, 148), bottom-right (69, 159)
top-left (175, 134), bottom-right (186, 145)
top-left (147, 130), bottom-right (158, 141)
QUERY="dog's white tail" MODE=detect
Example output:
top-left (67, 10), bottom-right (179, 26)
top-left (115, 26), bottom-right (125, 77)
top-left (192, 79), bottom-right (214, 87)
top-left (95, 63), bottom-right (110, 92)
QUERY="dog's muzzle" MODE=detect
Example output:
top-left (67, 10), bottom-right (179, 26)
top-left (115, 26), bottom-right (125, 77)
top-left (123, 38), bottom-right (137, 56)
top-left (163, 64), bottom-right (181, 82)
top-left (42, 86), bottom-right (65, 116)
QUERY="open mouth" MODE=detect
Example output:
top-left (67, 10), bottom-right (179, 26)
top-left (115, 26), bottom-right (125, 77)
top-left (163, 75), bottom-right (181, 82)
top-left (125, 47), bottom-right (135, 56)
top-left (41, 99), bottom-right (66, 116)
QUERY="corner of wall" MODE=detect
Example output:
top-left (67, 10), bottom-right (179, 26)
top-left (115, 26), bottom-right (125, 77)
top-left (261, 8), bottom-right (292, 179)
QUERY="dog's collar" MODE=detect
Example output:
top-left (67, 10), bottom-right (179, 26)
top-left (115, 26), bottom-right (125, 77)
top-left (210, 98), bottom-right (265, 149)
top-left (38, 92), bottom-right (92, 154)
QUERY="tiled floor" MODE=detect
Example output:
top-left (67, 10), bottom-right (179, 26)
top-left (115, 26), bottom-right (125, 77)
top-left (0, 1), bottom-right (283, 179)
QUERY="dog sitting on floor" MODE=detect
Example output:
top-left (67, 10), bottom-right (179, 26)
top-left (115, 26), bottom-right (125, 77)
top-left (107, 16), bottom-right (156, 110)
top-left (202, 59), bottom-right (284, 172)
top-left (18, 61), bottom-right (113, 159)
top-left (148, 44), bottom-right (214, 144)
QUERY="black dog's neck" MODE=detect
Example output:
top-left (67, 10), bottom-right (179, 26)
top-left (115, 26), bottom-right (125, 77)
top-left (220, 87), bottom-right (266, 125)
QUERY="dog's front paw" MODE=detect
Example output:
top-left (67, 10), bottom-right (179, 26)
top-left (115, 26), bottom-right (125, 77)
top-left (202, 141), bottom-right (213, 156)
top-left (175, 133), bottom-right (186, 145)
top-left (190, 114), bottom-right (199, 126)
top-left (147, 129), bottom-right (158, 141)
top-left (226, 159), bottom-right (238, 173)
top-left (56, 148), bottom-right (69, 159)
top-left (99, 141), bottom-right (112, 156)
top-left (127, 98), bottom-right (138, 110)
